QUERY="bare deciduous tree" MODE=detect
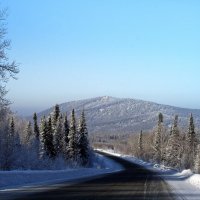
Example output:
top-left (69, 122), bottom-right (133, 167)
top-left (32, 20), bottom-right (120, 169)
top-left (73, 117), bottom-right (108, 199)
top-left (0, 9), bottom-right (19, 107)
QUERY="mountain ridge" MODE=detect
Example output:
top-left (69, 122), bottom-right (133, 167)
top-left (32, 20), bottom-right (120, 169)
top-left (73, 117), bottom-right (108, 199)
top-left (35, 96), bottom-right (200, 134)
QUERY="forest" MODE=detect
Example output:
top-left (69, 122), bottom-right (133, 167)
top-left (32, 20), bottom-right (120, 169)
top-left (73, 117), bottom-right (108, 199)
top-left (92, 113), bottom-right (200, 172)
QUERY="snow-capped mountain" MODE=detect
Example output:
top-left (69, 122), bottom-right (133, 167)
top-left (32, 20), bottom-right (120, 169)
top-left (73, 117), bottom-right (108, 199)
top-left (37, 96), bottom-right (200, 134)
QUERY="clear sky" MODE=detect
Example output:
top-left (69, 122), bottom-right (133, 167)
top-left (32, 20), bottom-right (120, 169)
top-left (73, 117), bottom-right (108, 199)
top-left (1, 0), bottom-right (200, 115)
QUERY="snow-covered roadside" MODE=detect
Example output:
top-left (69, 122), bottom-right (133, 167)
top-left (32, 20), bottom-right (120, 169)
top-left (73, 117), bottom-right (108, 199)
top-left (0, 153), bottom-right (123, 191)
top-left (98, 149), bottom-right (200, 200)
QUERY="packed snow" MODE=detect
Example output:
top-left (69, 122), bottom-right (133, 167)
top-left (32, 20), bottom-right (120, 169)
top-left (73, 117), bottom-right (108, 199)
top-left (0, 153), bottom-right (123, 191)
top-left (98, 149), bottom-right (200, 200)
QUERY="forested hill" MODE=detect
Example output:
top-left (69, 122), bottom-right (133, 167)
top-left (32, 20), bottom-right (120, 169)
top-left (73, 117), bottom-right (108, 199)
top-left (36, 96), bottom-right (200, 134)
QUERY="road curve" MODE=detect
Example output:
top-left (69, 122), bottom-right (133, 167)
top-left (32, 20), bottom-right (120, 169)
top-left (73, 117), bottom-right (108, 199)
top-left (14, 151), bottom-right (178, 200)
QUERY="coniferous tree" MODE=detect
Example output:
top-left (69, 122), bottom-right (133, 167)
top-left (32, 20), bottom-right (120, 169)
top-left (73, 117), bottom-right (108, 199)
top-left (10, 117), bottom-right (15, 137)
top-left (165, 115), bottom-right (181, 169)
top-left (5, 117), bottom-right (21, 170)
top-left (77, 110), bottom-right (90, 166)
top-left (52, 104), bottom-right (60, 129)
top-left (54, 115), bottom-right (64, 156)
top-left (153, 113), bottom-right (163, 164)
top-left (138, 130), bottom-right (143, 158)
top-left (4, 117), bottom-right (16, 170)
top-left (40, 117), bottom-right (48, 158)
top-left (25, 121), bottom-right (33, 146)
top-left (194, 144), bottom-right (200, 174)
top-left (33, 113), bottom-right (40, 158)
top-left (63, 114), bottom-right (69, 159)
top-left (46, 116), bottom-right (56, 158)
top-left (2, 120), bottom-right (12, 170)
top-left (185, 113), bottom-right (197, 169)
top-left (68, 109), bottom-right (78, 162)
top-left (33, 113), bottom-right (40, 140)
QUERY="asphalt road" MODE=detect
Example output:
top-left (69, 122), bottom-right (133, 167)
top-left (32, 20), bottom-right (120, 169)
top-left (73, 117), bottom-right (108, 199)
top-left (8, 151), bottom-right (179, 200)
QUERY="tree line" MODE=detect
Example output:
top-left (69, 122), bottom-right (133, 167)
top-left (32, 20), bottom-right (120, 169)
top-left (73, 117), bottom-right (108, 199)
top-left (138, 113), bottom-right (200, 172)
top-left (0, 105), bottom-right (90, 170)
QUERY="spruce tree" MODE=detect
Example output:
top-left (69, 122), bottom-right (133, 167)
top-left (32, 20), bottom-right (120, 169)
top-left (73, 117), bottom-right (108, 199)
top-left (68, 109), bottom-right (78, 162)
top-left (165, 115), bottom-right (181, 169)
top-left (153, 113), bottom-right (163, 164)
top-left (185, 113), bottom-right (197, 169)
top-left (40, 117), bottom-right (48, 158)
top-left (138, 130), bottom-right (143, 158)
top-left (52, 104), bottom-right (60, 129)
top-left (54, 115), bottom-right (64, 156)
top-left (194, 144), bottom-right (200, 174)
top-left (25, 121), bottom-right (33, 146)
top-left (9, 118), bottom-right (20, 147)
top-left (46, 116), bottom-right (56, 158)
top-left (63, 114), bottom-right (69, 159)
top-left (6, 117), bottom-right (15, 169)
top-left (77, 110), bottom-right (90, 166)
top-left (33, 113), bottom-right (40, 158)
top-left (33, 113), bottom-right (40, 140)
top-left (9, 117), bottom-right (15, 138)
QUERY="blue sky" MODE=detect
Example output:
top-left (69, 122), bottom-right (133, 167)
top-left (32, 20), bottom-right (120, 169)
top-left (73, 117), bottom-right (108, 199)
top-left (1, 0), bottom-right (200, 115)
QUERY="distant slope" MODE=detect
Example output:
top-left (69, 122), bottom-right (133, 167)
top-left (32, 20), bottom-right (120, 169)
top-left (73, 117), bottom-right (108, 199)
top-left (36, 96), bottom-right (200, 134)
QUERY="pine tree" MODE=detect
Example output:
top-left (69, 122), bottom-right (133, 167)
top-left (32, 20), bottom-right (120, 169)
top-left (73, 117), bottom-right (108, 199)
top-left (25, 121), bottom-right (33, 146)
top-left (9, 117), bottom-right (15, 138)
top-left (138, 130), bottom-right (143, 158)
top-left (33, 113), bottom-right (40, 158)
top-left (165, 115), bottom-right (181, 169)
top-left (63, 114), bottom-right (69, 159)
top-left (33, 113), bottom-right (40, 140)
top-left (153, 113), bottom-right (163, 164)
top-left (40, 117), bottom-right (48, 158)
top-left (52, 104), bottom-right (60, 129)
top-left (6, 117), bottom-right (15, 169)
top-left (8, 117), bottom-right (21, 169)
top-left (194, 144), bottom-right (200, 174)
top-left (185, 113), bottom-right (197, 169)
top-left (77, 110), bottom-right (90, 166)
top-left (54, 115), bottom-right (64, 156)
top-left (46, 116), bottom-right (56, 158)
top-left (68, 109), bottom-right (78, 162)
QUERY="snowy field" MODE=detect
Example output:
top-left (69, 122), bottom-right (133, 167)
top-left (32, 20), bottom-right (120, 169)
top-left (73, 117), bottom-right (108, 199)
top-left (98, 149), bottom-right (200, 200)
top-left (0, 153), bottom-right (123, 191)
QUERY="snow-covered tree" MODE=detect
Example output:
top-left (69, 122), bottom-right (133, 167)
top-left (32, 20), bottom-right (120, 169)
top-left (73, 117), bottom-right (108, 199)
top-left (0, 117), bottom-right (21, 170)
top-left (153, 113), bottom-right (163, 164)
top-left (184, 113), bottom-right (197, 169)
top-left (77, 110), bottom-right (90, 166)
top-left (9, 117), bottom-right (15, 137)
top-left (63, 114), bottom-right (69, 159)
top-left (194, 144), bottom-right (200, 174)
top-left (33, 113), bottom-right (40, 140)
top-left (25, 121), bottom-right (33, 146)
top-left (33, 113), bottom-right (40, 158)
top-left (54, 115), bottom-right (64, 156)
top-left (165, 115), bottom-right (181, 169)
top-left (46, 116), bottom-right (56, 158)
top-left (40, 117), bottom-right (48, 158)
top-left (68, 109), bottom-right (78, 162)
top-left (52, 104), bottom-right (60, 129)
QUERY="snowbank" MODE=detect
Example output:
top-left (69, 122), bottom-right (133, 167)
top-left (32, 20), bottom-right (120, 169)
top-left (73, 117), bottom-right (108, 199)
top-left (96, 148), bottom-right (173, 172)
top-left (0, 153), bottom-right (123, 191)
top-left (188, 174), bottom-right (200, 189)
